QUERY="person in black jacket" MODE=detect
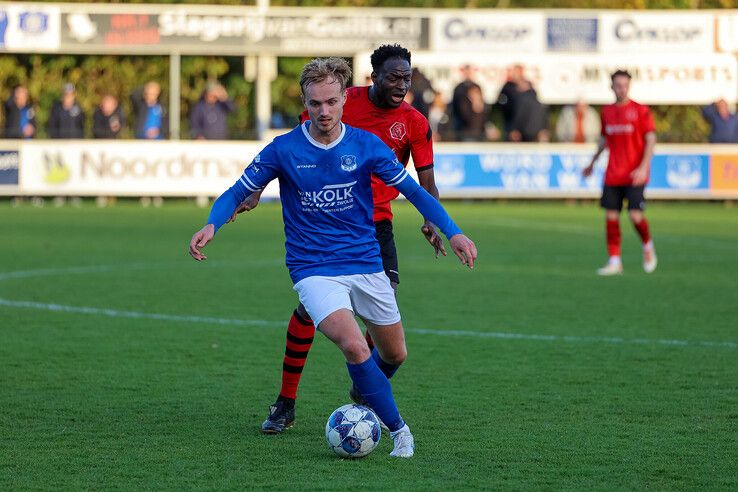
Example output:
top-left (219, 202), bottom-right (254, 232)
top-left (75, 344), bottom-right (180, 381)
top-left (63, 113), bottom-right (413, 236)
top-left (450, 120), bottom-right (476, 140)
top-left (508, 80), bottom-right (549, 143)
top-left (131, 81), bottom-right (168, 139)
top-left (93, 94), bottom-right (125, 139)
top-left (190, 82), bottom-right (234, 140)
top-left (48, 83), bottom-right (85, 139)
top-left (3, 85), bottom-right (36, 139)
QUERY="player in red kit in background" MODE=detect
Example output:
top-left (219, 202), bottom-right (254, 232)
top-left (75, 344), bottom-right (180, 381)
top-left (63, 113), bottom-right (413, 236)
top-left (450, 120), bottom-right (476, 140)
top-left (229, 45), bottom-right (445, 433)
top-left (583, 70), bottom-right (657, 276)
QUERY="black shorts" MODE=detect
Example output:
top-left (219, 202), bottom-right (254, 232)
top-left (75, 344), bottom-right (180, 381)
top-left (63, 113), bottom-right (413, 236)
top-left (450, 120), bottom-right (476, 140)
top-left (375, 219), bottom-right (399, 285)
top-left (600, 185), bottom-right (646, 211)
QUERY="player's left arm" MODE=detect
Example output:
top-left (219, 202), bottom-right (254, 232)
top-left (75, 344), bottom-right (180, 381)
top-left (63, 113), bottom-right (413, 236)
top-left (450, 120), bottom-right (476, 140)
top-left (631, 107), bottom-right (657, 186)
top-left (411, 114), bottom-right (447, 258)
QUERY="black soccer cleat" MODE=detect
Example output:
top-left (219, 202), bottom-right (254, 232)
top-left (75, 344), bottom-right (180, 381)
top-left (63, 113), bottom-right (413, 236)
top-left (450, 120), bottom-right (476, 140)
top-left (348, 384), bottom-right (368, 406)
top-left (349, 385), bottom-right (388, 431)
top-left (261, 400), bottom-right (295, 434)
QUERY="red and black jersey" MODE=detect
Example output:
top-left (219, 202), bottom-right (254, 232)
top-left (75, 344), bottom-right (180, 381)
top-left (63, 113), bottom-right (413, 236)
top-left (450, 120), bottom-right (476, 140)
top-left (301, 86), bottom-right (434, 222)
top-left (600, 100), bottom-right (655, 186)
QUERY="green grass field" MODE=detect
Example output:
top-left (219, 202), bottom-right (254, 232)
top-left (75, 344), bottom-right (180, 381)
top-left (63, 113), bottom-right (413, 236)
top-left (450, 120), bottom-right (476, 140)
top-left (1, 200), bottom-right (736, 490)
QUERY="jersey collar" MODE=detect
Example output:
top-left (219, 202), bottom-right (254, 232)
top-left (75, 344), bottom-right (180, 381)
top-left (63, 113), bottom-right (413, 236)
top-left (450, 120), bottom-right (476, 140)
top-left (301, 121), bottom-right (345, 150)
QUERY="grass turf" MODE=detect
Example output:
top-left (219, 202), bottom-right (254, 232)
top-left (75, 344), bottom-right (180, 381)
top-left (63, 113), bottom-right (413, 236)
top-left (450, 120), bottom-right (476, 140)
top-left (1, 200), bottom-right (736, 490)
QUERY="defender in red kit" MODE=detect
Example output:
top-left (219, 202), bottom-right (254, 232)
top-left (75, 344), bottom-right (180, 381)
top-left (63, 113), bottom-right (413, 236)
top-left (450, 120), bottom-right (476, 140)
top-left (583, 70), bottom-right (657, 276)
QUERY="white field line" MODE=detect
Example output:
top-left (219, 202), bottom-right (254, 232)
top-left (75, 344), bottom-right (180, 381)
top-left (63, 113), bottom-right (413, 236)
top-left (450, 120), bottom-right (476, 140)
top-left (1, 297), bottom-right (735, 350)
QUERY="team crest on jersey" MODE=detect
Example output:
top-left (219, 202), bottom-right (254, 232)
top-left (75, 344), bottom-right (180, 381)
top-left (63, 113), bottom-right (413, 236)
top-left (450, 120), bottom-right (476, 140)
top-left (340, 155), bottom-right (358, 172)
top-left (389, 122), bottom-right (406, 140)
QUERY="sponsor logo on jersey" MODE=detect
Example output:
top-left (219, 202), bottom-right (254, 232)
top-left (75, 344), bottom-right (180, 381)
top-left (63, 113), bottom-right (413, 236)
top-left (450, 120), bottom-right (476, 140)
top-left (340, 155), bottom-right (358, 172)
top-left (605, 123), bottom-right (634, 135)
top-left (389, 122), bottom-right (406, 140)
top-left (299, 181), bottom-right (356, 211)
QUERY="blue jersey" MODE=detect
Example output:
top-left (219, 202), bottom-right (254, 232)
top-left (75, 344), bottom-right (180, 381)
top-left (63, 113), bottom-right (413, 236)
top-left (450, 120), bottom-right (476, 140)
top-left (208, 122), bottom-right (461, 284)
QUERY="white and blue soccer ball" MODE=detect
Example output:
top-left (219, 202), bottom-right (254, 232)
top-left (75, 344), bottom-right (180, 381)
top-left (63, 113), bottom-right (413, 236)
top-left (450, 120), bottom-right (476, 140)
top-left (325, 404), bottom-right (381, 458)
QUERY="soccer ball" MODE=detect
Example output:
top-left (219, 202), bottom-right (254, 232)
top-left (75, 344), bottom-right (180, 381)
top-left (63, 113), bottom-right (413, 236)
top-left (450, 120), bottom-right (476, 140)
top-left (325, 404), bottom-right (381, 458)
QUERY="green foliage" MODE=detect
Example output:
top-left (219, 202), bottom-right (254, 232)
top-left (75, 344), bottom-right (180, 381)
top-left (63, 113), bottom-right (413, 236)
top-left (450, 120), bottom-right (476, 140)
top-left (271, 57), bottom-right (312, 127)
top-left (0, 54), bottom-right (169, 138)
top-left (180, 56), bottom-right (256, 139)
top-left (0, 54), bottom-right (255, 139)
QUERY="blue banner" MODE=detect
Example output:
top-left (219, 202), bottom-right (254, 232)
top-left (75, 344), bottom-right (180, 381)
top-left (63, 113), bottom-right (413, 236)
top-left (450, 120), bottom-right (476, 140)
top-left (547, 17), bottom-right (598, 52)
top-left (0, 150), bottom-right (19, 185)
top-left (433, 150), bottom-right (710, 194)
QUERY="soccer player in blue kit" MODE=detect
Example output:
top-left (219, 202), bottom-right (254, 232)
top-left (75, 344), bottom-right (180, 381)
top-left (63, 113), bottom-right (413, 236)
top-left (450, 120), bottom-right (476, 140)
top-left (189, 58), bottom-right (477, 458)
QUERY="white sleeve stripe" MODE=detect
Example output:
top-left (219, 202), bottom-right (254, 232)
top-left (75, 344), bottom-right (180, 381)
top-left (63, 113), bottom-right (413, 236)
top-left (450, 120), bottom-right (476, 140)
top-left (386, 170), bottom-right (409, 186)
top-left (239, 176), bottom-right (259, 192)
top-left (241, 173), bottom-right (260, 191)
top-left (388, 168), bottom-right (406, 183)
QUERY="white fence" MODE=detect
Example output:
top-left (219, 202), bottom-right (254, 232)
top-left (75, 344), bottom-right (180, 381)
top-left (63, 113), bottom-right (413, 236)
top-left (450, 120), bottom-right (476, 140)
top-left (3, 140), bottom-right (737, 200)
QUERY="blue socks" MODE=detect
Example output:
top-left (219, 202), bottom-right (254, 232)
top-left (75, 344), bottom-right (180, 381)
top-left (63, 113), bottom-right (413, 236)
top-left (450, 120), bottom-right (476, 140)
top-left (371, 347), bottom-right (399, 379)
top-left (346, 357), bottom-right (404, 432)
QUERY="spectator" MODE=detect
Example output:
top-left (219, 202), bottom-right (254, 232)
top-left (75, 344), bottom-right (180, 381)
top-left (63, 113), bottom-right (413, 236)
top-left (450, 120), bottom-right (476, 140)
top-left (408, 67), bottom-right (433, 119)
top-left (497, 64), bottom-right (527, 138)
top-left (451, 64), bottom-right (483, 137)
top-left (92, 94), bottom-right (125, 139)
top-left (427, 91), bottom-right (452, 142)
top-left (131, 81), bottom-right (168, 140)
top-left (3, 85), bottom-right (36, 139)
top-left (508, 80), bottom-right (549, 143)
top-left (702, 99), bottom-right (738, 143)
top-left (190, 82), bottom-right (234, 140)
top-left (455, 85), bottom-right (495, 142)
top-left (556, 100), bottom-right (601, 143)
top-left (48, 83), bottom-right (85, 139)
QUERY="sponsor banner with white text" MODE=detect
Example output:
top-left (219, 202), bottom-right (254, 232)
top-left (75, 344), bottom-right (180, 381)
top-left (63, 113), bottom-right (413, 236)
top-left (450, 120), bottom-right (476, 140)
top-left (58, 7), bottom-right (429, 54)
top-left (355, 52), bottom-right (737, 105)
top-left (18, 140), bottom-right (280, 197)
top-left (426, 144), bottom-right (728, 199)
top-left (431, 11), bottom-right (545, 53)
top-left (15, 140), bottom-right (738, 199)
top-left (0, 4), bottom-right (60, 52)
top-left (599, 11), bottom-right (714, 54)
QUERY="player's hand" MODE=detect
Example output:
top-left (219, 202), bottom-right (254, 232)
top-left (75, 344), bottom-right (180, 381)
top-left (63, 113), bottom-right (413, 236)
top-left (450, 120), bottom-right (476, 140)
top-left (189, 224), bottom-right (215, 261)
top-left (421, 221), bottom-right (446, 258)
top-left (630, 166), bottom-right (649, 186)
top-left (227, 191), bottom-right (262, 223)
top-left (582, 164), bottom-right (594, 178)
top-left (449, 234), bottom-right (477, 269)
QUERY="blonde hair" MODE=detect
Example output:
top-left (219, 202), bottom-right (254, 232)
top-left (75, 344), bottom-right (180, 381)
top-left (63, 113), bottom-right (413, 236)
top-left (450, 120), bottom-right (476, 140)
top-left (299, 57), bottom-right (352, 96)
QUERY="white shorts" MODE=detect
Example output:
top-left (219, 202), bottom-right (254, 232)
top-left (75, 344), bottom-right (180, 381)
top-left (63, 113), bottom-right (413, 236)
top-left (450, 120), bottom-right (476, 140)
top-left (293, 272), bottom-right (401, 328)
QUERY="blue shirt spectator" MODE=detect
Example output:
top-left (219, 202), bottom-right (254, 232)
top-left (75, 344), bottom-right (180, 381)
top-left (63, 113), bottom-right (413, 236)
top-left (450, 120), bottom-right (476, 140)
top-left (702, 99), bottom-right (738, 143)
top-left (3, 85), bottom-right (36, 139)
top-left (131, 81), bottom-right (168, 139)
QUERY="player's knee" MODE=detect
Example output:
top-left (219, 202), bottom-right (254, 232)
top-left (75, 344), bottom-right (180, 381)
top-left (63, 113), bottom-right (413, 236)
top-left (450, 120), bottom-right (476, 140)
top-left (296, 303), bottom-right (311, 321)
top-left (342, 339), bottom-right (371, 364)
top-left (628, 210), bottom-right (643, 223)
top-left (383, 345), bottom-right (407, 366)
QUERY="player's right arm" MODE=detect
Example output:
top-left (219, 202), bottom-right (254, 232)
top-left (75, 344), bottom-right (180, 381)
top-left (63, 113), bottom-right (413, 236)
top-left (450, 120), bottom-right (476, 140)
top-left (410, 112), bottom-right (447, 257)
top-left (190, 145), bottom-right (279, 260)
